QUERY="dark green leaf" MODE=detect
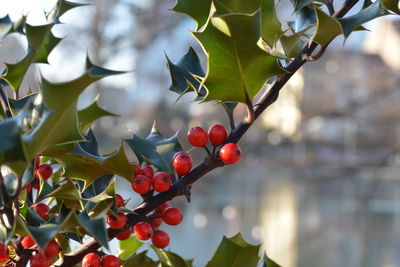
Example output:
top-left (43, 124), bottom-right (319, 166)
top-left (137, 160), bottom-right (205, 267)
top-left (213, 0), bottom-right (260, 14)
top-left (22, 58), bottom-right (126, 160)
top-left (118, 236), bottom-right (143, 259)
top-left (153, 247), bottom-right (190, 267)
top-left (0, 15), bottom-right (25, 37)
top-left (122, 251), bottom-right (158, 267)
top-left (43, 143), bottom-right (134, 189)
top-left (261, 0), bottom-right (283, 46)
top-left (47, 179), bottom-right (83, 210)
top-left (79, 129), bottom-right (100, 156)
top-left (172, 0), bottom-right (212, 30)
top-left (28, 224), bottom-right (59, 249)
top-left (193, 12), bottom-right (285, 103)
top-left (77, 208), bottom-right (108, 248)
top-left (0, 113), bottom-right (26, 165)
top-left (338, 0), bottom-right (389, 38)
top-left (206, 233), bottom-right (262, 267)
top-left (8, 93), bottom-right (37, 115)
top-left (78, 98), bottom-right (118, 132)
top-left (125, 124), bottom-right (183, 174)
top-left (166, 47), bottom-right (207, 101)
top-left (290, 0), bottom-right (314, 11)
top-left (280, 33), bottom-right (306, 58)
top-left (382, 0), bottom-right (400, 14)
top-left (291, 6), bottom-right (316, 33)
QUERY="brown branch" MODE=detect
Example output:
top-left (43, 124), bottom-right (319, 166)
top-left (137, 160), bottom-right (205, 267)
top-left (52, 0), bottom-right (360, 265)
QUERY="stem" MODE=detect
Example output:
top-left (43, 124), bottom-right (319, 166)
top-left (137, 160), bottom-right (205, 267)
top-left (244, 91), bottom-right (255, 125)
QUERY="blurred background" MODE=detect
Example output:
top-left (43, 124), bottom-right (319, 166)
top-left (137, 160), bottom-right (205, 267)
top-left (1, 0), bottom-right (400, 266)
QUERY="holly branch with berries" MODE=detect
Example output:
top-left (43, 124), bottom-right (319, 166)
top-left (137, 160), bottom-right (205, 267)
top-left (0, 0), bottom-right (398, 266)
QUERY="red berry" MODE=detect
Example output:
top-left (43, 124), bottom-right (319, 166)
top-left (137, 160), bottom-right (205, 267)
top-left (133, 222), bottom-right (153, 240)
top-left (116, 228), bottom-right (131, 240)
top-left (187, 127), bottom-right (208, 147)
top-left (172, 153), bottom-right (192, 176)
top-left (34, 156), bottom-right (40, 170)
top-left (141, 166), bottom-right (154, 179)
top-left (163, 207), bottom-right (183, 226)
top-left (106, 212), bottom-right (127, 229)
top-left (115, 194), bottom-right (124, 208)
top-left (219, 143), bottom-right (242, 164)
top-left (0, 242), bottom-right (9, 263)
top-left (152, 230), bottom-right (170, 249)
top-left (208, 124), bottom-right (228, 146)
top-left (22, 236), bottom-right (36, 248)
top-left (131, 175), bottom-right (152, 194)
top-left (30, 253), bottom-right (51, 267)
top-left (151, 217), bottom-right (163, 227)
top-left (101, 255), bottom-right (121, 267)
top-left (155, 203), bottom-right (171, 215)
top-left (34, 164), bottom-right (52, 180)
top-left (34, 203), bottom-right (50, 220)
top-left (173, 151), bottom-right (190, 160)
top-left (152, 172), bottom-right (171, 193)
top-left (82, 253), bottom-right (101, 267)
top-left (44, 240), bottom-right (60, 259)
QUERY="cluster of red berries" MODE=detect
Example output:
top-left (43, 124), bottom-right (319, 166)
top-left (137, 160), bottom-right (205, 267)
top-left (20, 236), bottom-right (60, 267)
top-left (82, 253), bottom-right (120, 267)
top-left (187, 124), bottom-right (242, 165)
top-left (0, 242), bottom-right (9, 264)
top-left (105, 197), bottom-right (182, 249)
top-left (131, 164), bottom-right (172, 195)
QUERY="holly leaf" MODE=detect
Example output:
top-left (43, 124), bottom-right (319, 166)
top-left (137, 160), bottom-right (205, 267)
top-left (290, 0), bottom-right (314, 11)
top-left (22, 57), bottom-right (126, 160)
top-left (206, 233), bottom-right (261, 267)
top-left (261, 254), bottom-right (282, 267)
top-left (125, 123), bottom-right (183, 174)
top-left (8, 93), bottom-right (37, 115)
top-left (0, 112), bottom-right (27, 165)
top-left (78, 97), bottom-right (118, 132)
top-left (79, 129), bottom-right (100, 156)
top-left (172, 0), bottom-right (212, 30)
top-left (122, 251), bottom-right (159, 267)
top-left (338, 0), bottom-right (389, 38)
top-left (0, 15), bottom-right (25, 37)
top-left (152, 247), bottom-right (191, 267)
top-left (290, 6), bottom-right (317, 33)
top-left (382, 0), bottom-right (400, 14)
top-left (166, 47), bottom-right (207, 100)
top-left (47, 178), bottom-right (83, 210)
top-left (28, 224), bottom-right (59, 249)
top-left (118, 236), bottom-right (143, 260)
top-left (280, 32), bottom-right (307, 58)
top-left (261, 0), bottom-right (284, 46)
top-left (193, 11), bottom-right (285, 103)
top-left (213, 0), bottom-right (260, 14)
top-left (43, 143), bottom-right (134, 189)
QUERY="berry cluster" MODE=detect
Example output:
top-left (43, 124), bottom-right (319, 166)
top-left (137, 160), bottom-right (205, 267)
top-left (131, 164), bottom-right (172, 194)
top-left (23, 157), bottom-right (54, 192)
top-left (20, 236), bottom-right (60, 267)
top-left (82, 253), bottom-right (120, 267)
top-left (186, 124), bottom-right (242, 165)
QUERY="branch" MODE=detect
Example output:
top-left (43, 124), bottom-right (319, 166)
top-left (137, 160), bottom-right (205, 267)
top-left (54, 0), bottom-right (360, 265)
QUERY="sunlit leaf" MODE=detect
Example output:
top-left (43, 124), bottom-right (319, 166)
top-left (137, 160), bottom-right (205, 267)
top-left (172, 0), bottom-right (212, 30)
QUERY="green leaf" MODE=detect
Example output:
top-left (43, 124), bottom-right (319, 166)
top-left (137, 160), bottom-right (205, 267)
top-left (152, 247), bottom-right (190, 267)
top-left (8, 93), bottom-right (37, 115)
top-left (125, 123), bottom-right (183, 174)
top-left (290, 6), bottom-right (316, 33)
top-left (311, 8), bottom-right (343, 46)
top-left (79, 129), bottom-right (100, 156)
top-left (122, 251), bottom-right (158, 267)
top-left (261, 0), bottom-right (283, 46)
top-left (338, 0), bottom-right (389, 38)
top-left (22, 57), bottom-right (126, 160)
top-left (81, 174), bottom-right (114, 199)
top-left (47, 0), bottom-right (90, 22)
top-left (206, 233), bottom-right (262, 267)
top-left (193, 12), bottom-right (285, 103)
top-left (43, 143), bottom-right (134, 189)
top-left (261, 254), bottom-right (282, 267)
top-left (118, 236), bottom-right (143, 260)
top-left (76, 208), bottom-right (108, 248)
top-left (0, 112), bottom-right (27, 165)
top-left (280, 33), bottom-right (306, 58)
top-left (78, 97), bottom-right (118, 132)
top-left (213, 0), bottom-right (260, 14)
top-left (47, 179), bottom-right (83, 210)
top-left (166, 47), bottom-right (207, 101)
top-left (290, 0), bottom-right (314, 11)
top-left (382, 0), bottom-right (400, 14)
top-left (36, 179), bottom-right (57, 202)
top-left (172, 0), bottom-right (212, 30)
top-left (28, 224), bottom-right (59, 249)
